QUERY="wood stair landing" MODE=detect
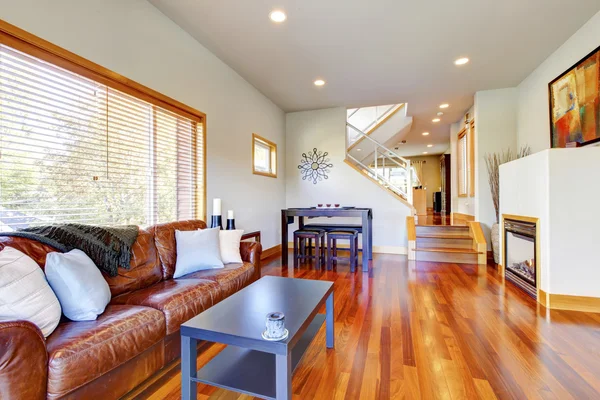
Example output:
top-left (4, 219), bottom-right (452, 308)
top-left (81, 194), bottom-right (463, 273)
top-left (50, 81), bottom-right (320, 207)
top-left (413, 225), bottom-right (484, 263)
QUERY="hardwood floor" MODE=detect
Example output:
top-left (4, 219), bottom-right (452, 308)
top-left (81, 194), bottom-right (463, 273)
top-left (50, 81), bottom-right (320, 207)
top-left (127, 254), bottom-right (600, 399)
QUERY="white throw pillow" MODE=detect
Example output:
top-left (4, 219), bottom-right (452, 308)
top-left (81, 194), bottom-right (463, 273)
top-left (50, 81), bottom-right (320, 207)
top-left (45, 249), bottom-right (111, 321)
top-left (174, 228), bottom-right (224, 278)
top-left (0, 246), bottom-right (62, 337)
top-left (219, 230), bottom-right (244, 264)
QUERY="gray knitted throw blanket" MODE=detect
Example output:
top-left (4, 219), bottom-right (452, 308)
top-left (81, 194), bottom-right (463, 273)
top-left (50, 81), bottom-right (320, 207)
top-left (0, 224), bottom-right (139, 277)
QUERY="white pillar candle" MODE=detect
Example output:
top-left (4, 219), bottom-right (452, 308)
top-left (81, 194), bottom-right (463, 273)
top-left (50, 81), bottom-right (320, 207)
top-left (213, 198), bottom-right (222, 215)
top-left (227, 210), bottom-right (234, 219)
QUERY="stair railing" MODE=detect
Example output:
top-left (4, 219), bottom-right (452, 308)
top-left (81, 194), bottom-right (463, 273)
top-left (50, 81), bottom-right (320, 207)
top-left (346, 122), bottom-right (413, 204)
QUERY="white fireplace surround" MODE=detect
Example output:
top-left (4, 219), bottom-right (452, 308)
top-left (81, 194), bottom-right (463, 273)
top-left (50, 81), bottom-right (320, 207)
top-left (499, 147), bottom-right (600, 299)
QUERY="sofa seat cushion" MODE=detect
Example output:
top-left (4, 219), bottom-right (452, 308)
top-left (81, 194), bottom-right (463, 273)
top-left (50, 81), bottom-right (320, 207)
top-left (111, 279), bottom-right (221, 334)
top-left (46, 305), bottom-right (165, 399)
top-left (178, 262), bottom-right (256, 299)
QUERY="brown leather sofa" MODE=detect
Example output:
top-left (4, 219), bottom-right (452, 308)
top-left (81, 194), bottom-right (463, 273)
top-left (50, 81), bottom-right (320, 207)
top-left (0, 220), bottom-right (262, 400)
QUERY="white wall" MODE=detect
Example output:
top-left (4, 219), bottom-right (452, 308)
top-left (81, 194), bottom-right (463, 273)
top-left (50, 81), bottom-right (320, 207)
top-left (547, 148), bottom-right (600, 297)
top-left (517, 11), bottom-right (600, 153)
top-left (0, 0), bottom-right (286, 249)
top-left (500, 148), bottom-right (600, 298)
top-left (286, 108), bottom-right (412, 253)
top-left (474, 88), bottom-right (518, 249)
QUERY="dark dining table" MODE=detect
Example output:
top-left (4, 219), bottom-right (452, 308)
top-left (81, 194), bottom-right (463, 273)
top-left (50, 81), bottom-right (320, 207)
top-left (281, 207), bottom-right (373, 272)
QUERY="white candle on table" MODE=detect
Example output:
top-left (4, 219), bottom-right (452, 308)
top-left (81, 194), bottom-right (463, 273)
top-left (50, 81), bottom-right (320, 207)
top-left (213, 198), bottom-right (222, 215)
top-left (227, 210), bottom-right (234, 219)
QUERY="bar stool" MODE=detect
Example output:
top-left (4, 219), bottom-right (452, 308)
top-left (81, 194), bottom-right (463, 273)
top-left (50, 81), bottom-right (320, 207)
top-left (300, 227), bottom-right (325, 254)
top-left (293, 229), bottom-right (326, 269)
top-left (326, 230), bottom-right (359, 272)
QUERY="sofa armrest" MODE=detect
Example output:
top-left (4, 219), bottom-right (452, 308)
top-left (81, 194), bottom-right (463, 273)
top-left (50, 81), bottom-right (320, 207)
top-left (0, 320), bottom-right (48, 400)
top-left (240, 241), bottom-right (262, 281)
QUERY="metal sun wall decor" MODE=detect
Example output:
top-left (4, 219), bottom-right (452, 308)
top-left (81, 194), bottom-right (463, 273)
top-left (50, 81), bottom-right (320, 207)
top-left (298, 148), bottom-right (333, 184)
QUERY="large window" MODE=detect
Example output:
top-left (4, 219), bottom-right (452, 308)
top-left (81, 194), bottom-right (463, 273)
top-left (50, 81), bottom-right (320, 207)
top-left (252, 133), bottom-right (277, 178)
top-left (0, 25), bottom-right (205, 231)
top-left (457, 121), bottom-right (474, 197)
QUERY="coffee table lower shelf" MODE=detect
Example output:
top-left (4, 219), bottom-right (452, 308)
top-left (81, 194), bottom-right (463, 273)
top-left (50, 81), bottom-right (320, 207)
top-left (191, 314), bottom-right (326, 400)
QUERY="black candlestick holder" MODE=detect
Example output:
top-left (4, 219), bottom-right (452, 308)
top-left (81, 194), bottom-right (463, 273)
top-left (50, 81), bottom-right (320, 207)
top-left (210, 215), bottom-right (223, 230)
top-left (226, 218), bottom-right (236, 230)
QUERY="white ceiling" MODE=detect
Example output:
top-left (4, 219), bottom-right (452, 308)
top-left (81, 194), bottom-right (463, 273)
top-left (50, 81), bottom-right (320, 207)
top-left (149, 0), bottom-right (600, 156)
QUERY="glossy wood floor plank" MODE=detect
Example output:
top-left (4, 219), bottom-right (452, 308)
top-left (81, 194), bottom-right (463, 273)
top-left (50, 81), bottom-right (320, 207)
top-left (125, 253), bottom-right (600, 400)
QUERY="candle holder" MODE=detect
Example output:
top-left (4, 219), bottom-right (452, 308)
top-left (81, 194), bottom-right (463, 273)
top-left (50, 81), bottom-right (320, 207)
top-left (210, 215), bottom-right (223, 230)
top-left (262, 312), bottom-right (288, 341)
top-left (226, 218), bottom-right (236, 230)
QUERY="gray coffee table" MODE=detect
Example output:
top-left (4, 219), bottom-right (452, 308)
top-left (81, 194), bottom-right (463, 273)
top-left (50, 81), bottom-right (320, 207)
top-left (180, 276), bottom-right (334, 400)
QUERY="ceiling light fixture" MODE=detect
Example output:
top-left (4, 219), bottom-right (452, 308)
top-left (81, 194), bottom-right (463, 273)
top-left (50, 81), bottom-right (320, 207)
top-left (455, 57), bottom-right (469, 66)
top-left (440, 104), bottom-right (449, 109)
top-left (314, 79), bottom-right (326, 87)
top-left (356, 148), bottom-right (362, 152)
top-left (427, 144), bottom-right (433, 148)
top-left (422, 132), bottom-right (430, 136)
top-left (432, 118), bottom-right (441, 123)
top-left (423, 151), bottom-right (428, 154)
top-left (437, 112), bottom-right (444, 116)
top-left (269, 10), bottom-right (287, 23)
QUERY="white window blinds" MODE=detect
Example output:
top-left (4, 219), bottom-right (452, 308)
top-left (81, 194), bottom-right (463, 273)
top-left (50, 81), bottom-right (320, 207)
top-left (0, 44), bottom-right (203, 231)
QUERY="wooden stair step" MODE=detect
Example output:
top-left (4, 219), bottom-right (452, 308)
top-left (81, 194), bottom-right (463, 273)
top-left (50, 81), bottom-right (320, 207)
top-left (412, 247), bottom-right (484, 254)
top-left (416, 233), bottom-right (472, 239)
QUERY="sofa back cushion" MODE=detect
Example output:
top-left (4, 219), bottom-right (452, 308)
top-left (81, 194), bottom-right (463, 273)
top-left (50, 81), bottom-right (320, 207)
top-left (152, 220), bottom-right (207, 280)
top-left (103, 227), bottom-right (163, 297)
top-left (0, 228), bottom-right (163, 298)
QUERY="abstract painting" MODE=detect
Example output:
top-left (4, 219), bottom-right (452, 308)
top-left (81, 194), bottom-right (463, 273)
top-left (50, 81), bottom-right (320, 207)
top-left (549, 45), bottom-right (600, 148)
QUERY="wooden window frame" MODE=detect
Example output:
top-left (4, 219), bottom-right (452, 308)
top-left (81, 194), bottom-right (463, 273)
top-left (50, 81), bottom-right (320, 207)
top-left (457, 120), bottom-right (475, 198)
top-left (468, 121), bottom-right (475, 197)
top-left (0, 19), bottom-right (207, 220)
top-left (252, 133), bottom-right (277, 178)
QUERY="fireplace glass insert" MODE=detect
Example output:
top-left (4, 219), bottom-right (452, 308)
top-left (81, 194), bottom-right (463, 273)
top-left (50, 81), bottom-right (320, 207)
top-left (504, 219), bottom-right (536, 299)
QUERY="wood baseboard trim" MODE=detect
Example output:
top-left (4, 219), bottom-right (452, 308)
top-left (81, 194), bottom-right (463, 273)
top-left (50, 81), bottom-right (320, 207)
top-left (286, 242), bottom-right (407, 255)
top-left (261, 245), bottom-right (281, 260)
top-left (451, 212), bottom-right (475, 222)
top-left (539, 289), bottom-right (600, 313)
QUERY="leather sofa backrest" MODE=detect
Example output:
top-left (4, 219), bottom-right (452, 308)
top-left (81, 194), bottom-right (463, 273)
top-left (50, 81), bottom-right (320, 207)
top-left (0, 236), bottom-right (58, 268)
top-left (151, 220), bottom-right (207, 280)
top-left (0, 227), bottom-right (163, 298)
top-left (103, 227), bottom-right (163, 297)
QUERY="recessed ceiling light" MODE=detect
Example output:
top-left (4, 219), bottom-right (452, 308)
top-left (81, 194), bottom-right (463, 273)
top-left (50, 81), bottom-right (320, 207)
top-left (269, 10), bottom-right (287, 23)
top-left (314, 79), bottom-right (326, 86)
top-left (455, 57), bottom-right (469, 66)
top-left (437, 112), bottom-right (444, 116)
top-left (423, 151), bottom-right (428, 154)
top-left (356, 148), bottom-right (362, 152)
top-left (432, 118), bottom-right (441, 123)
top-left (427, 144), bottom-right (433, 148)
top-left (422, 132), bottom-right (430, 136)
top-left (440, 104), bottom-right (449, 109)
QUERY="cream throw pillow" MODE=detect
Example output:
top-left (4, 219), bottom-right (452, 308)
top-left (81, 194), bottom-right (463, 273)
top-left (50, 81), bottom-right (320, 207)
top-left (0, 246), bottom-right (62, 337)
top-left (219, 230), bottom-right (244, 264)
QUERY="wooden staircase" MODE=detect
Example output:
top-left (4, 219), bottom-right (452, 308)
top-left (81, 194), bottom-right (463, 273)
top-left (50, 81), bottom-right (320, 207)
top-left (407, 217), bottom-right (486, 264)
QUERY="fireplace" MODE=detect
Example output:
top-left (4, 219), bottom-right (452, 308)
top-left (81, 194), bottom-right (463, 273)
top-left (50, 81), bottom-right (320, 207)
top-left (504, 218), bottom-right (537, 299)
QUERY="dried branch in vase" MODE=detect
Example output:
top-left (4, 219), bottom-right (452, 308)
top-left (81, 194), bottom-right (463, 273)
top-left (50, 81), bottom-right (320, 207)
top-left (485, 146), bottom-right (531, 223)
